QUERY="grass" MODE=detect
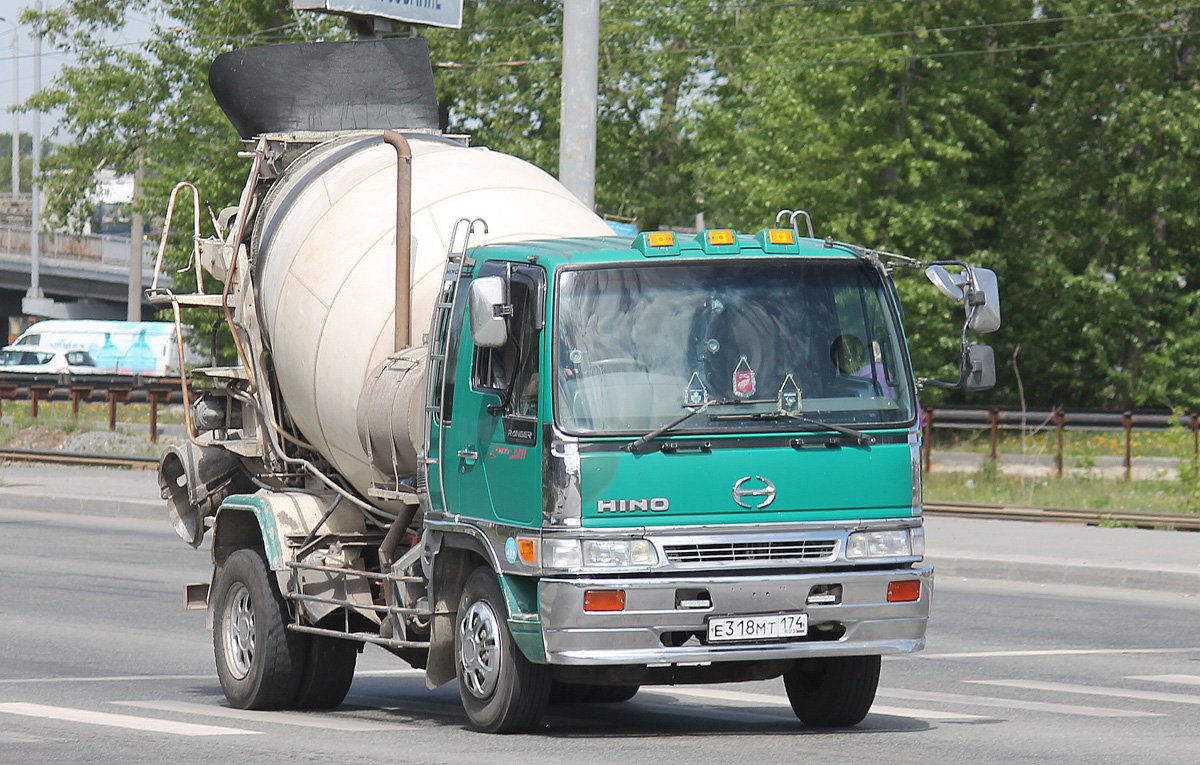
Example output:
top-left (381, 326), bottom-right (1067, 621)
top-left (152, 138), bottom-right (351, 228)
top-left (0, 400), bottom-right (186, 450)
top-left (925, 470), bottom-right (1197, 514)
top-left (932, 427), bottom-right (1197, 460)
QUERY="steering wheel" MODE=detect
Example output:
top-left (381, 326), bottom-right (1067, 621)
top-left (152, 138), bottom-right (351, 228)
top-left (588, 358), bottom-right (648, 373)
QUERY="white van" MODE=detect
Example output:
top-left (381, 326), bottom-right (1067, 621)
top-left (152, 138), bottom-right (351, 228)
top-left (10, 320), bottom-right (191, 376)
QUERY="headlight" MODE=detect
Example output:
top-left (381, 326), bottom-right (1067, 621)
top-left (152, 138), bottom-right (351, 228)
top-left (846, 529), bottom-right (913, 559)
top-left (542, 539), bottom-right (582, 569)
top-left (583, 539), bottom-right (658, 567)
top-left (541, 538), bottom-right (658, 569)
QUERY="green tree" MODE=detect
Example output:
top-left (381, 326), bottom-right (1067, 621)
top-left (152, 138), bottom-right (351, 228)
top-left (1004, 1), bottom-right (1200, 410)
top-left (692, 2), bottom-right (1044, 400)
top-left (25, 0), bottom-right (343, 238)
top-left (425, 0), bottom-right (713, 230)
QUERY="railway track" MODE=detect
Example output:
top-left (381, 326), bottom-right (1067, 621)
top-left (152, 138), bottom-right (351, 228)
top-left (1, 447), bottom-right (1196, 530)
top-left (0, 447), bottom-right (158, 470)
top-left (924, 501), bottom-right (1200, 532)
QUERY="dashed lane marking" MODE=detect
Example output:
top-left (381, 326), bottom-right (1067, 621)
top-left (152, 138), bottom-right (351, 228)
top-left (971, 679), bottom-right (1200, 706)
top-left (0, 703), bottom-right (258, 737)
top-left (646, 687), bottom-right (993, 722)
top-left (0, 674), bottom-right (212, 685)
top-left (877, 688), bottom-right (1161, 718)
top-left (112, 700), bottom-right (397, 731)
top-left (1127, 674), bottom-right (1200, 687)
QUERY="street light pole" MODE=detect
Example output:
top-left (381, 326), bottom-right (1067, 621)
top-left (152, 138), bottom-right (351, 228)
top-left (10, 27), bottom-right (18, 195)
top-left (559, 0), bottom-right (599, 209)
top-left (26, 0), bottom-right (43, 305)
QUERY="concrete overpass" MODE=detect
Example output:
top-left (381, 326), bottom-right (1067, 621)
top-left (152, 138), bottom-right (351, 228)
top-left (0, 195), bottom-right (159, 337)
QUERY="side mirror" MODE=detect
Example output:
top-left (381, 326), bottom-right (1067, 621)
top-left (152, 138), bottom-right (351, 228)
top-left (468, 276), bottom-right (510, 348)
top-left (961, 344), bottom-right (996, 391)
top-left (965, 268), bottom-right (1001, 333)
top-left (925, 265), bottom-right (1001, 333)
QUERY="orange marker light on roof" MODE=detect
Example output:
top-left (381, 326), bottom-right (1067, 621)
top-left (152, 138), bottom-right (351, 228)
top-left (768, 229), bottom-right (795, 245)
top-left (646, 231), bottom-right (676, 248)
top-left (707, 229), bottom-right (736, 246)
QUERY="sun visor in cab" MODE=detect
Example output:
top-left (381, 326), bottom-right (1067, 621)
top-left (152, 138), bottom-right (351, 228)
top-left (208, 37), bottom-right (440, 138)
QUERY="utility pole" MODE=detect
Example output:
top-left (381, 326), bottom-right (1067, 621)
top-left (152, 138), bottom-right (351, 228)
top-left (26, 0), bottom-right (43, 309)
top-left (10, 29), bottom-right (18, 195)
top-left (127, 149), bottom-right (144, 321)
top-left (559, 0), bottom-right (599, 209)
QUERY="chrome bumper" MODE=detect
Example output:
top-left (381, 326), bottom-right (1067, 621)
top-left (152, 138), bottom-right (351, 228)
top-left (537, 565), bottom-right (932, 666)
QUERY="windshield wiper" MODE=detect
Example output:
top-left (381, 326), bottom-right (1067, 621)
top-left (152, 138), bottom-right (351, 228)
top-left (710, 411), bottom-right (875, 446)
top-left (626, 400), bottom-right (717, 453)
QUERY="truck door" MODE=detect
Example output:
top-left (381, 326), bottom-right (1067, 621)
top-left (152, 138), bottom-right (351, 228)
top-left (442, 263), bottom-right (544, 527)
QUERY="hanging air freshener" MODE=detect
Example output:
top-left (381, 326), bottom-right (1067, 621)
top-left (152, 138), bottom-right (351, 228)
top-left (684, 372), bottom-right (709, 406)
top-left (733, 355), bottom-right (756, 398)
top-left (778, 374), bottom-right (802, 413)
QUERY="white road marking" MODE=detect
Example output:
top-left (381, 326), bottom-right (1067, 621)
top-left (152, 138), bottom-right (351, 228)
top-left (112, 701), bottom-right (397, 731)
top-left (916, 647), bottom-right (1200, 660)
top-left (0, 703), bottom-right (258, 737)
top-left (1127, 674), bottom-right (1200, 687)
top-left (0, 674), bottom-right (213, 685)
top-left (644, 687), bottom-right (992, 722)
top-left (877, 688), bottom-right (1160, 718)
top-left (972, 679), bottom-right (1200, 706)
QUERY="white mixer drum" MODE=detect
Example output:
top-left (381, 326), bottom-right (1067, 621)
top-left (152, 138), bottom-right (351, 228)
top-left (253, 133), bottom-right (613, 496)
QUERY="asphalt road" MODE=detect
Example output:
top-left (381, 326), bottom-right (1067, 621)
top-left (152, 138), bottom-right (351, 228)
top-left (2, 507), bottom-right (1199, 764)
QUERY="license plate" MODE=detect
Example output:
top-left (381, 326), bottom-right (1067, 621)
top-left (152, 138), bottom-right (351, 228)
top-left (707, 612), bottom-right (808, 643)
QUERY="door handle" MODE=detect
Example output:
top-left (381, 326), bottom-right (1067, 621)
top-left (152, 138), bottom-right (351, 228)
top-left (458, 447), bottom-right (479, 466)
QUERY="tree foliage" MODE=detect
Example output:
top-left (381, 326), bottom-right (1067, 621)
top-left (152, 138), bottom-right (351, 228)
top-left (25, 0), bottom-right (1200, 410)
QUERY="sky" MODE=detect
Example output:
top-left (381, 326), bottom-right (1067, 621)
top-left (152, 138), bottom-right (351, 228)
top-left (0, 1), bottom-right (154, 139)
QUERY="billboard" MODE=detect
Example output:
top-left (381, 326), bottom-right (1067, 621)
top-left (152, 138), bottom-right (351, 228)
top-left (292, 1), bottom-right (463, 29)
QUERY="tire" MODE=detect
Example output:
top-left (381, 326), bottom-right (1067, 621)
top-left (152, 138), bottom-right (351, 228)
top-left (292, 634), bottom-right (358, 710)
top-left (212, 549), bottom-right (307, 710)
top-left (455, 567), bottom-right (551, 733)
top-left (549, 682), bottom-right (638, 704)
top-left (784, 655), bottom-right (881, 728)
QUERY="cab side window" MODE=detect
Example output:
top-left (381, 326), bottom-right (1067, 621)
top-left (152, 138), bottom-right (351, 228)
top-left (470, 264), bottom-right (543, 418)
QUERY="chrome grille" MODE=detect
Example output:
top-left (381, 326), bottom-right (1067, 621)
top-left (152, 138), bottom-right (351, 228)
top-left (663, 539), bottom-right (838, 564)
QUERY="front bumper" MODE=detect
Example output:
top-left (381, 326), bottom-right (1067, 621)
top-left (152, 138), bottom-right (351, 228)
top-left (538, 565), bottom-right (932, 665)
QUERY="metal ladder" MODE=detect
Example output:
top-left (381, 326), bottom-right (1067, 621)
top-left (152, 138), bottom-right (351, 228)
top-left (418, 218), bottom-right (488, 515)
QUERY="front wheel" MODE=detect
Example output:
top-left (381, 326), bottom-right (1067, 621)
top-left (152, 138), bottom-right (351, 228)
top-left (212, 549), bottom-right (306, 710)
top-left (455, 567), bottom-right (551, 733)
top-left (783, 655), bottom-right (880, 728)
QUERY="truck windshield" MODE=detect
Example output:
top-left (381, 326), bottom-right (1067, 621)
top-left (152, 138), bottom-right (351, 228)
top-left (553, 259), bottom-right (916, 436)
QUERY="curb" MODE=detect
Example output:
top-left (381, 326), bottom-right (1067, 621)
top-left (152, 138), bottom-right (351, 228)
top-left (928, 554), bottom-right (1200, 594)
top-left (0, 489), bottom-right (163, 521)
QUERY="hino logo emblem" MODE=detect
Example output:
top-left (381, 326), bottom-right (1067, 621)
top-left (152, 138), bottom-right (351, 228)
top-left (597, 498), bottom-right (670, 513)
top-left (732, 475), bottom-right (776, 509)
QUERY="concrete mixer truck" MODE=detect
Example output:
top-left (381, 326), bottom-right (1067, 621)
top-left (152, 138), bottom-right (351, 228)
top-left (151, 38), bottom-right (1001, 733)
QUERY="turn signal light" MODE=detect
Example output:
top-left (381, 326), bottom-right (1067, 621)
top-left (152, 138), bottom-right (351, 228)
top-left (583, 589), bottom-right (627, 612)
top-left (517, 537), bottom-right (537, 564)
top-left (887, 580), bottom-right (921, 603)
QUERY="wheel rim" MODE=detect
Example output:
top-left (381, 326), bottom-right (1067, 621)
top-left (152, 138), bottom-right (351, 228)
top-left (458, 600), bottom-right (501, 699)
top-left (223, 582), bottom-right (255, 680)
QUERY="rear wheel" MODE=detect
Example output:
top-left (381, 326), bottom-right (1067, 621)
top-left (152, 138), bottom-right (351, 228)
top-left (292, 633), bottom-right (358, 710)
top-left (455, 567), bottom-right (551, 733)
top-left (212, 549), bottom-right (306, 710)
top-left (784, 655), bottom-right (880, 728)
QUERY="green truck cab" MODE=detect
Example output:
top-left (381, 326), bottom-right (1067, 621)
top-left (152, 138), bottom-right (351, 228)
top-left (405, 225), bottom-right (983, 729)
